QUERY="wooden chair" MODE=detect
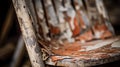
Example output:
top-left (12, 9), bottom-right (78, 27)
top-left (12, 0), bottom-right (120, 67)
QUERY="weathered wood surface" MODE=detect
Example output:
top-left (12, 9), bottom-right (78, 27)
top-left (12, 0), bottom-right (119, 67)
top-left (46, 36), bottom-right (120, 67)
top-left (12, 0), bottom-right (45, 67)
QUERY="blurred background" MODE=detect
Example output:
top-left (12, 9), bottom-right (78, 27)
top-left (0, 0), bottom-right (120, 67)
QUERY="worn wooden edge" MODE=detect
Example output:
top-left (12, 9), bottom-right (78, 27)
top-left (46, 52), bottom-right (120, 67)
top-left (45, 36), bottom-right (120, 67)
top-left (12, 0), bottom-right (45, 67)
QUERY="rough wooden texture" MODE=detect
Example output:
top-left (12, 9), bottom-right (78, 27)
top-left (46, 36), bottom-right (120, 67)
top-left (12, 0), bottom-right (119, 67)
top-left (34, 0), bottom-right (49, 40)
top-left (12, 0), bottom-right (45, 67)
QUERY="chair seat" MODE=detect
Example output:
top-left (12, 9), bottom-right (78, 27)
top-left (45, 36), bottom-right (120, 67)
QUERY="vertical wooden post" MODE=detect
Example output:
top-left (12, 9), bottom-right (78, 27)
top-left (10, 36), bottom-right (25, 67)
top-left (12, 0), bottom-right (45, 67)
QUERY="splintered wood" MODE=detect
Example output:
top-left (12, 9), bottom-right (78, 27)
top-left (33, 0), bottom-right (120, 66)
